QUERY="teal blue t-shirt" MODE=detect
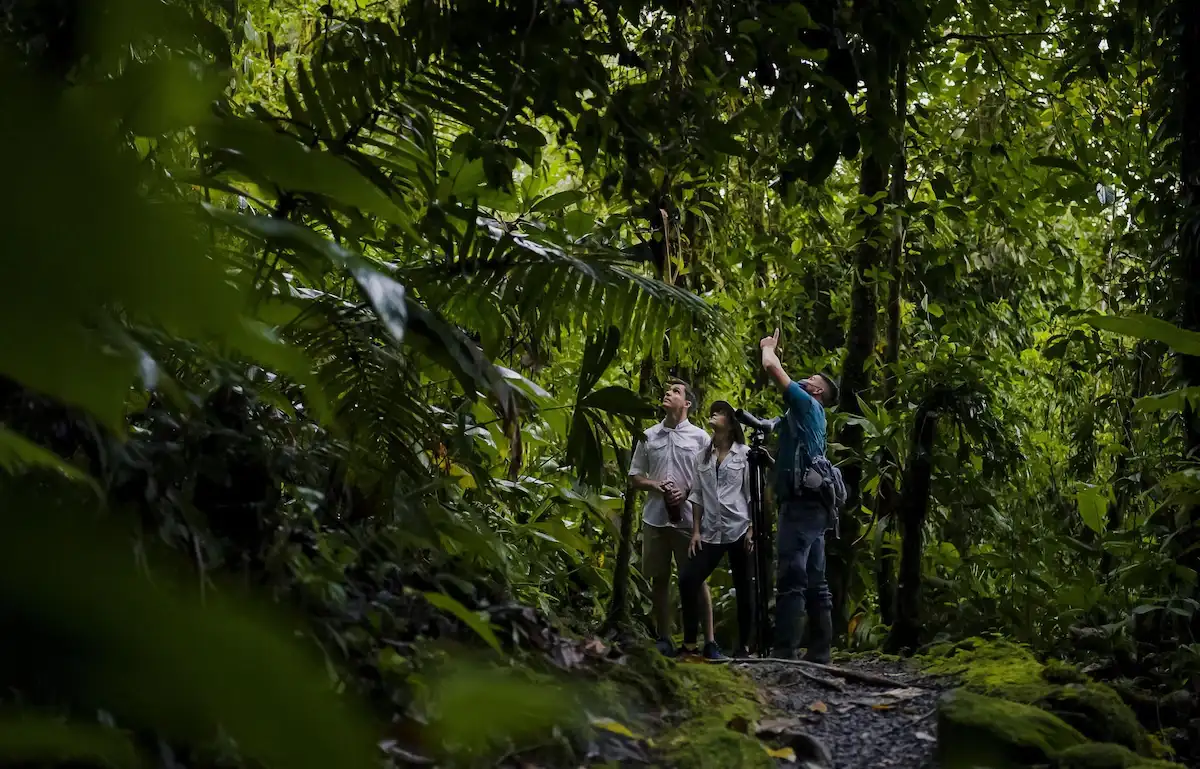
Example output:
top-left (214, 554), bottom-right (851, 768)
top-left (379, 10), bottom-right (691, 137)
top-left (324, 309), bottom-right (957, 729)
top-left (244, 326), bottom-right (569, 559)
top-left (775, 381), bottom-right (826, 501)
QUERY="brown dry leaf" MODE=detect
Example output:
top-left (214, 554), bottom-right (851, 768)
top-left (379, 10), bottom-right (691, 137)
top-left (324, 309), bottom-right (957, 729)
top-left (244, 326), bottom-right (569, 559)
top-left (583, 638), bottom-right (608, 656)
top-left (755, 716), bottom-right (810, 737)
top-left (880, 687), bottom-right (925, 701)
top-left (871, 703), bottom-right (893, 711)
top-left (809, 701), bottom-right (828, 714)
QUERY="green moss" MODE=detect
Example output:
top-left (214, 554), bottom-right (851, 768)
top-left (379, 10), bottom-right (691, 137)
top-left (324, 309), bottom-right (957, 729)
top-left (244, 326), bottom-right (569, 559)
top-left (1035, 684), bottom-right (1153, 757)
top-left (921, 637), bottom-right (1048, 700)
top-left (1052, 742), bottom-right (1178, 769)
top-left (938, 689), bottom-right (1087, 769)
top-left (919, 639), bottom-right (1166, 759)
top-left (660, 662), bottom-right (770, 769)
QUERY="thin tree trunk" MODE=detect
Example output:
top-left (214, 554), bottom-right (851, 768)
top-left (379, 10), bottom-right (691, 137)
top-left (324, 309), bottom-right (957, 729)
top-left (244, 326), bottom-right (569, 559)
top-left (1177, 0), bottom-right (1200, 635)
top-left (605, 353), bottom-right (656, 633)
top-left (885, 406), bottom-right (938, 654)
top-left (873, 52), bottom-right (909, 628)
top-left (829, 33), bottom-right (905, 640)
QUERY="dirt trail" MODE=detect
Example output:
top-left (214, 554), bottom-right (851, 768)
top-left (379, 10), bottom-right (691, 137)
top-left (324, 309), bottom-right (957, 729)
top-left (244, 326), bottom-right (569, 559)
top-left (735, 656), bottom-right (951, 769)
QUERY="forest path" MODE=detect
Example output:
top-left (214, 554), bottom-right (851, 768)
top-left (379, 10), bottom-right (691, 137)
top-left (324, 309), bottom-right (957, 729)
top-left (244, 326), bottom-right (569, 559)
top-left (733, 655), bottom-right (950, 769)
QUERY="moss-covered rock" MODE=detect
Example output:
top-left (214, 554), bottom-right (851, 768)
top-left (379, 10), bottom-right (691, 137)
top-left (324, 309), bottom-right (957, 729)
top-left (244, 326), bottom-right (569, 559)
top-left (1051, 742), bottom-right (1178, 769)
top-left (660, 662), bottom-right (772, 769)
top-left (920, 638), bottom-right (1167, 759)
top-left (938, 689), bottom-right (1088, 769)
top-left (1035, 684), bottom-right (1154, 757)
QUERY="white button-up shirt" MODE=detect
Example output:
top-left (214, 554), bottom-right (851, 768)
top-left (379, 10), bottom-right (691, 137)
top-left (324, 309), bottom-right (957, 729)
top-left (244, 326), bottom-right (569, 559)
top-left (688, 441), bottom-right (752, 544)
top-left (629, 419), bottom-right (710, 530)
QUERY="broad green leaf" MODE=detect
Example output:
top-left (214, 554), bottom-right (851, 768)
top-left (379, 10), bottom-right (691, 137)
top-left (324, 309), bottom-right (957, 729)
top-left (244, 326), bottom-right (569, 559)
top-left (0, 499), bottom-right (378, 769)
top-left (1075, 485), bottom-right (1108, 534)
top-left (1134, 388), bottom-right (1200, 414)
top-left (206, 210), bottom-right (408, 344)
top-left (424, 661), bottom-right (580, 757)
top-left (1, 65), bottom-right (245, 431)
top-left (204, 118), bottom-right (416, 236)
top-left (530, 189), bottom-right (586, 214)
top-left (1031, 156), bottom-right (1088, 177)
top-left (529, 519), bottom-right (591, 555)
top-left (68, 57), bottom-right (228, 137)
top-left (581, 386), bottom-right (656, 419)
top-left (1082, 313), bottom-right (1200, 356)
top-left (0, 427), bottom-right (99, 492)
top-left (0, 716), bottom-right (141, 768)
top-left (423, 592), bottom-right (502, 654)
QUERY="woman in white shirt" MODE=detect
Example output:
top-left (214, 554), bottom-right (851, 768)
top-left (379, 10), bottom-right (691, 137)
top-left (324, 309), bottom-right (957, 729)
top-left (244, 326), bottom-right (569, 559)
top-left (678, 400), bottom-right (755, 660)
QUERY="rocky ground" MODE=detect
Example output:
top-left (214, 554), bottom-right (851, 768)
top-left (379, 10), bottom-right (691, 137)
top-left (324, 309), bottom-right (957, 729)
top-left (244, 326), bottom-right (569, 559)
top-left (734, 655), bottom-right (952, 769)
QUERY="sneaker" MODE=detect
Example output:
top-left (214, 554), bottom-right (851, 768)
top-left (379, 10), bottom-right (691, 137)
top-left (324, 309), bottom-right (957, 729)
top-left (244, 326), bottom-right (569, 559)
top-left (654, 637), bottom-right (676, 657)
top-left (702, 641), bottom-right (727, 661)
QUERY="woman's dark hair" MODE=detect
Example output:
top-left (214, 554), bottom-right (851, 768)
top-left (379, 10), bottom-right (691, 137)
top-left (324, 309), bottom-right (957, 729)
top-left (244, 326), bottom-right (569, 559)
top-left (704, 402), bottom-right (745, 462)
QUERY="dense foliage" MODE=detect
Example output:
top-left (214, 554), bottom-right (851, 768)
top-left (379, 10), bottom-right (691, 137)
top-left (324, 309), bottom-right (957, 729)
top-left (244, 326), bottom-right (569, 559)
top-left (2, 0), bottom-right (1200, 765)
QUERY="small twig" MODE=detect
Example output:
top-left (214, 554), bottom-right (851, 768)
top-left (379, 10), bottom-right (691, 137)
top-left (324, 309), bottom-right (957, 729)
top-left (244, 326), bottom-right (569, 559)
top-left (729, 658), bottom-right (915, 688)
top-left (793, 667), bottom-right (846, 691)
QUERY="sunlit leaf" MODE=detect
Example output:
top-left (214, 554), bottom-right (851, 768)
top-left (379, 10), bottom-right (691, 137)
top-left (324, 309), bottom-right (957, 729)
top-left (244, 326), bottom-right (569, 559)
top-left (1075, 485), bottom-right (1109, 534)
top-left (423, 592), bottom-right (502, 654)
top-left (1082, 314), bottom-right (1200, 356)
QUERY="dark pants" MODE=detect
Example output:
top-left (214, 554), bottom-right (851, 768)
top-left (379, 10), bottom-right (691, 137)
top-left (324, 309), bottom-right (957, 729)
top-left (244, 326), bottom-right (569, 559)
top-left (774, 496), bottom-right (832, 651)
top-left (679, 534), bottom-right (754, 649)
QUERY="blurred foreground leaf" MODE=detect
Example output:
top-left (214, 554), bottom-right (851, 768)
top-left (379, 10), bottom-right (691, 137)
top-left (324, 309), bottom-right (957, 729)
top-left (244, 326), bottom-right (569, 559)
top-left (0, 714), bottom-right (142, 768)
top-left (0, 494), bottom-right (377, 769)
top-left (0, 427), bottom-right (98, 492)
top-left (423, 660), bottom-right (582, 757)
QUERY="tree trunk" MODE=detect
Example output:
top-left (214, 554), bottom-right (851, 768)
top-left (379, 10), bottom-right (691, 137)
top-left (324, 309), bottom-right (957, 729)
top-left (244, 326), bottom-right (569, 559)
top-left (1177, 0), bottom-right (1200, 634)
top-left (872, 52), bottom-right (909, 629)
top-left (605, 353), bottom-right (656, 633)
top-left (829, 34), bottom-right (905, 640)
top-left (885, 405), bottom-right (938, 654)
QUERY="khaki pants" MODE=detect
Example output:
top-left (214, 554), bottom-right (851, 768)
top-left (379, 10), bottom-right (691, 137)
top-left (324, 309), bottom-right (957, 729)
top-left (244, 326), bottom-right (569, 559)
top-left (641, 524), bottom-right (693, 640)
top-left (641, 524), bottom-right (691, 583)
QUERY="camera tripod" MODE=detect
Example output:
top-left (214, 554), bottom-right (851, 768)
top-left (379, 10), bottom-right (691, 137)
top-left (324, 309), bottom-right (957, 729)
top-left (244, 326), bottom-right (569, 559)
top-left (735, 409), bottom-right (779, 656)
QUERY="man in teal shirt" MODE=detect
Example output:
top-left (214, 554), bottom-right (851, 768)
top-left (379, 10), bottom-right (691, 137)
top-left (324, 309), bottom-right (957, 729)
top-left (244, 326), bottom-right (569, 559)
top-left (759, 329), bottom-right (839, 661)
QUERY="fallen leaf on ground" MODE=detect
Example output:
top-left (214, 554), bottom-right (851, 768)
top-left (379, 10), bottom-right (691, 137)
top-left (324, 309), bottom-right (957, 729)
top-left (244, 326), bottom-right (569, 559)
top-left (915, 731), bottom-right (936, 742)
top-left (589, 716), bottom-right (638, 739)
top-left (809, 701), bottom-right (828, 714)
top-left (583, 638), bottom-right (608, 655)
top-left (755, 716), bottom-right (809, 737)
top-left (764, 745), bottom-right (797, 762)
top-left (871, 703), bottom-right (893, 711)
top-left (880, 687), bottom-right (926, 701)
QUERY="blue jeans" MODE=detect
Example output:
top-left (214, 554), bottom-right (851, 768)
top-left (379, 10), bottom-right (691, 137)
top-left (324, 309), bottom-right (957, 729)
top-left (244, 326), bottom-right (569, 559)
top-left (774, 496), bottom-right (832, 652)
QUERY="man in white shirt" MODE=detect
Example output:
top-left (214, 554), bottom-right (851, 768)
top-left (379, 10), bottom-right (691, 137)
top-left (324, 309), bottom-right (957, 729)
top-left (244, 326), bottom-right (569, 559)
top-left (628, 378), bottom-right (713, 656)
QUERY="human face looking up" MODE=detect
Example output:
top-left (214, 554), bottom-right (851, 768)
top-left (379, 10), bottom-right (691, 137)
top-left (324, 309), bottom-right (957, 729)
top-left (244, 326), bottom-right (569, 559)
top-left (800, 375), bottom-right (827, 405)
top-left (708, 408), bottom-right (731, 433)
top-left (661, 382), bottom-right (691, 417)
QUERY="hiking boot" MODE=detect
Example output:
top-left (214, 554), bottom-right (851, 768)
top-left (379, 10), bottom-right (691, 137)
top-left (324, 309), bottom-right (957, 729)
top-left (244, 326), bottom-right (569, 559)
top-left (702, 641), bottom-right (727, 661)
top-left (772, 614), bottom-right (807, 660)
top-left (655, 637), bottom-right (676, 657)
top-left (802, 609), bottom-right (832, 664)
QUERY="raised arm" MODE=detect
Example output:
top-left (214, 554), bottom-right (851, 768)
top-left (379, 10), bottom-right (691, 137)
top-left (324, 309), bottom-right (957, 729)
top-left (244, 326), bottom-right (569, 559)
top-left (760, 328), bottom-right (792, 392)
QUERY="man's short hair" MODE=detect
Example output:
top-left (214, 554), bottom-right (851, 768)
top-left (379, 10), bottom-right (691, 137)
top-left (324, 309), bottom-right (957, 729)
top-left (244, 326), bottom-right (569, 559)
top-left (668, 377), bottom-right (697, 413)
top-left (816, 373), bottom-right (839, 407)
